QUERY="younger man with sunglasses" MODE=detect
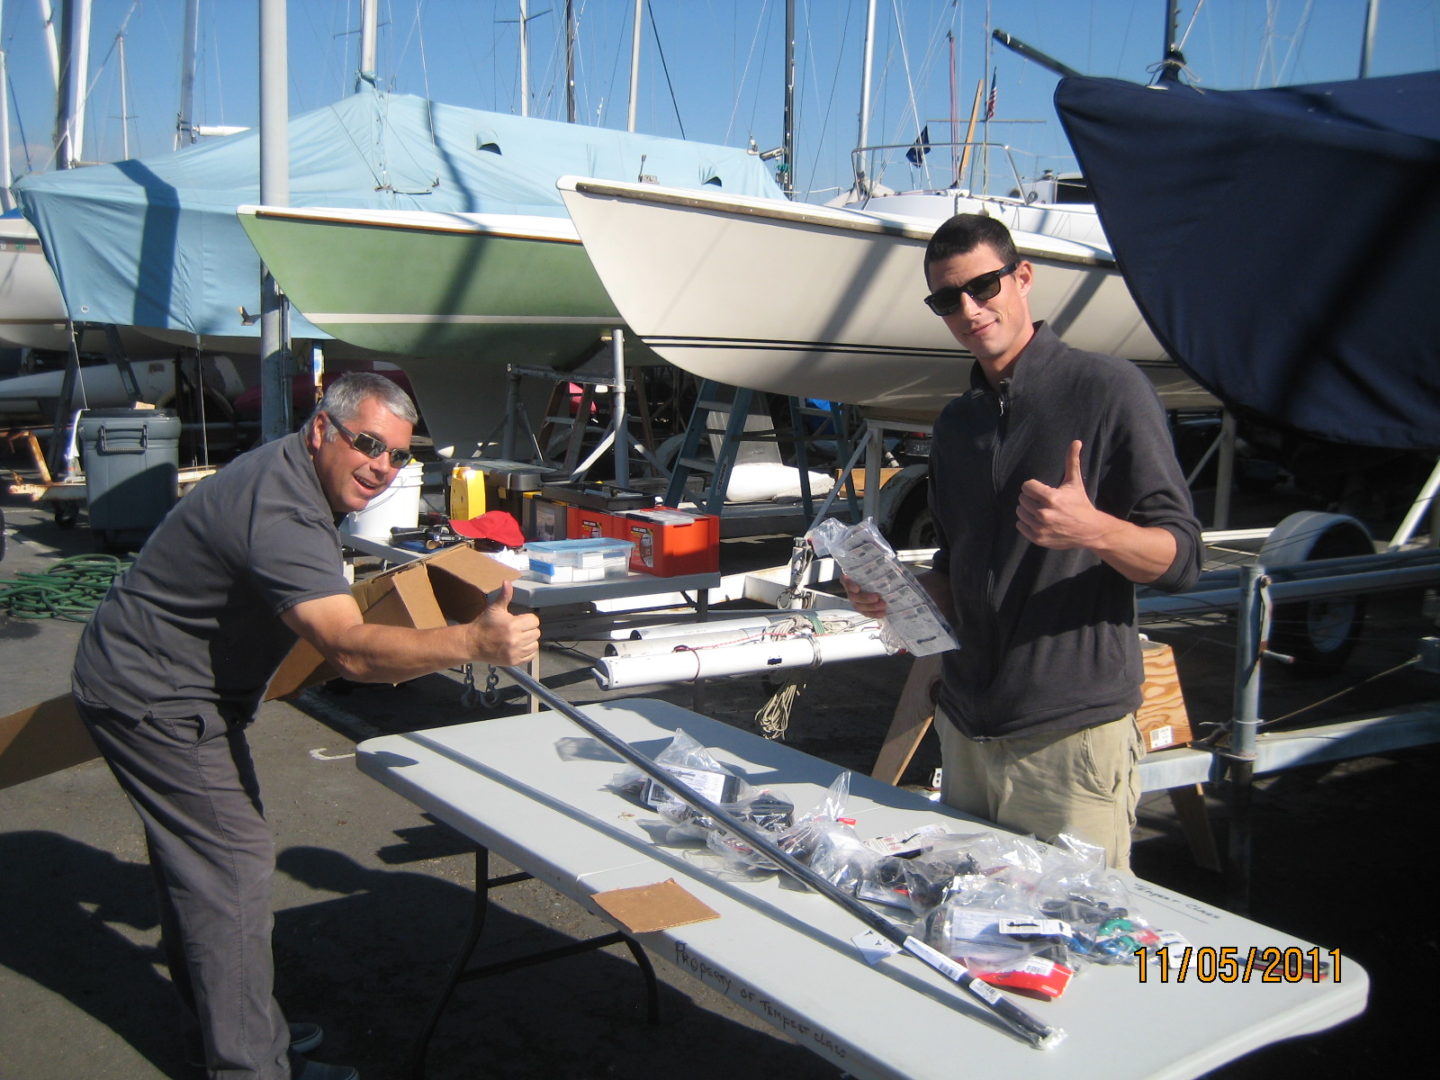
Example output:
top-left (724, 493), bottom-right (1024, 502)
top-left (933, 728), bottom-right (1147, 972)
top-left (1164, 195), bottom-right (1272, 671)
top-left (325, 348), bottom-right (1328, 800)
top-left (846, 214), bottom-right (1200, 869)
top-left (71, 372), bottom-right (541, 1079)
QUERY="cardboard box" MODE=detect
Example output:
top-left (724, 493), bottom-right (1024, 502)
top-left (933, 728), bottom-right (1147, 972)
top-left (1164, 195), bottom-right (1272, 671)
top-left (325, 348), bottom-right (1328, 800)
top-left (0, 695), bottom-right (101, 791)
top-left (841, 466), bottom-right (903, 498)
top-left (1137, 639), bottom-right (1194, 753)
top-left (266, 545), bottom-right (519, 700)
top-left (0, 547), bottom-right (517, 788)
top-left (616, 507), bottom-right (720, 576)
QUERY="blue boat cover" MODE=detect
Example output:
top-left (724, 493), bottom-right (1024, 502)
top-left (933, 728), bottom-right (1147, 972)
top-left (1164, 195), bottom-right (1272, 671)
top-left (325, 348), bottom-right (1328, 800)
top-left (13, 90), bottom-right (783, 343)
top-left (1055, 71), bottom-right (1440, 450)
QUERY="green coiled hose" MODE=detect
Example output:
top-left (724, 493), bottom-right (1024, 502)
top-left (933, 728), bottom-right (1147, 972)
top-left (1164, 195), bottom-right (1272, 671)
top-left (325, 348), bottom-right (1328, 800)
top-left (0, 553), bottom-right (132, 621)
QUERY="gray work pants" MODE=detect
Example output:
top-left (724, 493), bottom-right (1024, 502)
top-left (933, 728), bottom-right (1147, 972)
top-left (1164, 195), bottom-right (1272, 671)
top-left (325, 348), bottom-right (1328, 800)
top-left (75, 696), bottom-right (292, 1080)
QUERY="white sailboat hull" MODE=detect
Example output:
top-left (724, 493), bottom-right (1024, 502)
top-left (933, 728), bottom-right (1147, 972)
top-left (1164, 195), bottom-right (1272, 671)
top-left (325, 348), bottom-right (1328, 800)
top-left (558, 177), bottom-right (1174, 421)
top-left (0, 216), bottom-right (70, 353)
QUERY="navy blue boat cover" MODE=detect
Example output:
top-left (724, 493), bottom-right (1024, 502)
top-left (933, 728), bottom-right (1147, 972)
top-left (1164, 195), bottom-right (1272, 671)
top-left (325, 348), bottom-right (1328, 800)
top-left (1055, 71), bottom-right (1440, 450)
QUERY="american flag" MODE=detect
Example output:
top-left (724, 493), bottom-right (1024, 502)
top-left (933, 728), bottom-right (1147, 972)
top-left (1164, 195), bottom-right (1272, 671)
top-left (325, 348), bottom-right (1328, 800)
top-left (986, 70), bottom-right (998, 119)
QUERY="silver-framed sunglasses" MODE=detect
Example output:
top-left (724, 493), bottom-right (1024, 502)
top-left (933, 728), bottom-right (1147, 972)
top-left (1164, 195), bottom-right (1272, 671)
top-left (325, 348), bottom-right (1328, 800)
top-left (326, 413), bottom-right (413, 469)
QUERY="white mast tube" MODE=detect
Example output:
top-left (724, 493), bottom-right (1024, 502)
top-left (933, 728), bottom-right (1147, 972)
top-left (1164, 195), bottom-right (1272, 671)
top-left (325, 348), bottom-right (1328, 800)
top-left (594, 630), bottom-right (888, 689)
top-left (855, 0), bottom-right (876, 188)
top-left (519, 0), bottom-right (529, 117)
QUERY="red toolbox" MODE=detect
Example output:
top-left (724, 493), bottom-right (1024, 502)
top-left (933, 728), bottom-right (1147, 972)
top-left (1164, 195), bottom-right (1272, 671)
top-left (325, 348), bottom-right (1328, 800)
top-left (567, 505), bottom-right (617, 540)
top-left (615, 507), bottom-right (720, 576)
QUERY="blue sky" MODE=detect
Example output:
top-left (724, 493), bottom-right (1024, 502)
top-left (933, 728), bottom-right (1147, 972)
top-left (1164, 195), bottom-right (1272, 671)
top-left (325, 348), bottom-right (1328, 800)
top-left (3, 0), bottom-right (1437, 202)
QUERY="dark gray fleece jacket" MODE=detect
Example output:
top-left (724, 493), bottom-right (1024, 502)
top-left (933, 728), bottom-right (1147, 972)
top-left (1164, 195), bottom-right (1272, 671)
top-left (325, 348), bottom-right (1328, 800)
top-left (929, 322), bottom-right (1201, 739)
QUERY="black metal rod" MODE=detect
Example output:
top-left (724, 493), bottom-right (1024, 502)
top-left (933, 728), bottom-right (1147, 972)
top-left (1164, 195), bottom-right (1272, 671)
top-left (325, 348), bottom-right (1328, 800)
top-left (990, 28), bottom-right (1082, 79)
top-left (502, 666), bottom-right (1063, 1050)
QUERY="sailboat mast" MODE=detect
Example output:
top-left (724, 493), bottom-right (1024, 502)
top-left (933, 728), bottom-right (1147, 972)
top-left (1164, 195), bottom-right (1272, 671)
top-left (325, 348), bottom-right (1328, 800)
top-left (781, 0), bottom-right (795, 197)
top-left (39, 0), bottom-right (61, 92)
top-left (566, 0), bottom-right (576, 123)
top-left (54, 0), bottom-right (92, 169)
top-left (856, 0), bottom-right (876, 188)
top-left (0, 18), bottom-right (11, 210)
top-left (1159, 0), bottom-right (1185, 81)
top-left (627, 0), bottom-right (642, 132)
top-left (117, 31), bottom-right (128, 159)
top-left (948, 30), bottom-right (958, 186)
top-left (176, 0), bottom-right (198, 147)
top-left (981, 0), bottom-right (991, 192)
top-left (0, 2), bottom-right (10, 210)
top-left (357, 0), bottom-right (378, 90)
top-left (1360, 0), bottom-right (1380, 77)
top-left (519, 0), bottom-right (529, 117)
top-left (259, 0), bottom-right (293, 441)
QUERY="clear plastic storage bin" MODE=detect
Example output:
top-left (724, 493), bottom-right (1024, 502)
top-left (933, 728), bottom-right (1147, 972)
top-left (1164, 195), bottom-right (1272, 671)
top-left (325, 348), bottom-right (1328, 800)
top-left (524, 538), bottom-right (635, 583)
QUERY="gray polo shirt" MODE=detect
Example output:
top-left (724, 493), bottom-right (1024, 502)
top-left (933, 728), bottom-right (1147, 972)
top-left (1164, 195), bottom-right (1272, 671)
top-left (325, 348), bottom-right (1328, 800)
top-left (73, 432), bottom-right (351, 724)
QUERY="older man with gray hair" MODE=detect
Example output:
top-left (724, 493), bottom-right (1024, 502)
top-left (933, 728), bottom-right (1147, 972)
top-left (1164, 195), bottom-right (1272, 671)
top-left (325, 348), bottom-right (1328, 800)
top-left (72, 372), bottom-right (540, 1079)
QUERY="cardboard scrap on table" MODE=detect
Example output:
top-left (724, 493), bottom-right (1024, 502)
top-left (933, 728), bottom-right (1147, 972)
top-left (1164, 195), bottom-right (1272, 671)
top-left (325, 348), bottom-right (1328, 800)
top-left (592, 879), bottom-right (720, 934)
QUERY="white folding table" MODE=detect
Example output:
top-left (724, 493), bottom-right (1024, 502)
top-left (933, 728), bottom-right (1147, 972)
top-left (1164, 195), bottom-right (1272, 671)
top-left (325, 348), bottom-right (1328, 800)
top-left (356, 698), bottom-right (1366, 1080)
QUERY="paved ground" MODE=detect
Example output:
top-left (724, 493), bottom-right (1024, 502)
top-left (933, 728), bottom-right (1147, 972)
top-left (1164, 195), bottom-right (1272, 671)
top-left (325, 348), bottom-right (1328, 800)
top-left (3, 463), bottom-right (1438, 1079)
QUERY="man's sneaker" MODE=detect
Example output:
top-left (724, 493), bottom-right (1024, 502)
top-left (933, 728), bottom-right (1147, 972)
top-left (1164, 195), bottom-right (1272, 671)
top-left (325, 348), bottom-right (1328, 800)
top-left (289, 1054), bottom-right (359, 1080)
top-left (288, 1022), bottom-right (324, 1056)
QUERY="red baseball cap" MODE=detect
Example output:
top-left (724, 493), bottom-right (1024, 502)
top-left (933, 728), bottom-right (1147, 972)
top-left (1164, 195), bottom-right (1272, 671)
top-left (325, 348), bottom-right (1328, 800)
top-left (450, 510), bottom-right (525, 547)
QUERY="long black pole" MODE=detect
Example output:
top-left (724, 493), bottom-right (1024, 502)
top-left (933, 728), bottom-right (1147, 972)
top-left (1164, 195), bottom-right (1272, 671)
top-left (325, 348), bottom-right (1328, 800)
top-left (501, 666), bottom-right (1064, 1050)
top-left (990, 28), bottom-right (1080, 80)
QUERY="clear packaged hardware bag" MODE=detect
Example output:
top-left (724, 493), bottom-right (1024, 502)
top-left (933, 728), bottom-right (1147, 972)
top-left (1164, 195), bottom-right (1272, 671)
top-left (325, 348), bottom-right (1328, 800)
top-left (808, 517), bottom-right (959, 656)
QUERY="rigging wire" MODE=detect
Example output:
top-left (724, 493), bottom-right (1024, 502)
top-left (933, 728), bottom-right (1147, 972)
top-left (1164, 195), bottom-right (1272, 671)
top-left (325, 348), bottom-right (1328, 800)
top-left (1177, 0), bottom-right (1208, 54)
top-left (797, 0), bottom-right (856, 199)
top-left (868, 0), bottom-right (961, 191)
top-left (410, 0), bottom-right (433, 104)
top-left (645, 0), bottom-right (686, 138)
top-left (1250, 0), bottom-right (1316, 88)
top-left (725, 0), bottom-right (771, 148)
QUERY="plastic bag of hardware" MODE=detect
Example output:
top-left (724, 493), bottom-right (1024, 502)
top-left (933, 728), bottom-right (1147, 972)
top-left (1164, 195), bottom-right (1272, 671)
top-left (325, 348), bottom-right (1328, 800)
top-left (909, 831), bottom-right (1162, 970)
top-left (702, 770), bottom-right (854, 875)
top-left (930, 902), bottom-right (1055, 972)
top-left (808, 517), bottom-right (958, 656)
top-left (1033, 844), bottom-right (1163, 967)
top-left (604, 728), bottom-right (749, 812)
top-left (659, 787), bottom-right (796, 844)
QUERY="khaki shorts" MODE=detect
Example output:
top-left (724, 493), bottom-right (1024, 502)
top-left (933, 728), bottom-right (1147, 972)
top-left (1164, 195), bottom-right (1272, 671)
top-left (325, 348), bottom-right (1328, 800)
top-left (937, 710), bottom-right (1142, 870)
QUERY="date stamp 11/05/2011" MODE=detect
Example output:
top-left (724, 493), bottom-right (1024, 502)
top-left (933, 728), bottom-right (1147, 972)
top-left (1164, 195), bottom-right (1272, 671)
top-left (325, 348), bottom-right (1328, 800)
top-left (1133, 945), bottom-right (1339, 984)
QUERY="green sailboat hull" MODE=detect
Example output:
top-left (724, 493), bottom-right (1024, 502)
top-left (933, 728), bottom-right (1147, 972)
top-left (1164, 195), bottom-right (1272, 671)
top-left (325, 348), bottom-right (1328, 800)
top-left (238, 207), bottom-right (625, 366)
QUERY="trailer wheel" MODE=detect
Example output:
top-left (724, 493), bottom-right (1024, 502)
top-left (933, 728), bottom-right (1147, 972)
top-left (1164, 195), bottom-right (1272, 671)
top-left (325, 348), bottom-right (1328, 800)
top-left (53, 503), bottom-right (79, 529)
top-left (1259, 511), bottom-right (1373, 675)
top-left (884, 478), bottom-right (938, 550)
top-left (892, 502), bottom-right (937, 550)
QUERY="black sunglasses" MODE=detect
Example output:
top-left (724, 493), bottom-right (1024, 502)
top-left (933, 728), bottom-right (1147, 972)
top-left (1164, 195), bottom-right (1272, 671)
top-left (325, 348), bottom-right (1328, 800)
top-left (327, 413), bottom-right (413, 469)
top-left (923, 262), bottom-right (1019, 316)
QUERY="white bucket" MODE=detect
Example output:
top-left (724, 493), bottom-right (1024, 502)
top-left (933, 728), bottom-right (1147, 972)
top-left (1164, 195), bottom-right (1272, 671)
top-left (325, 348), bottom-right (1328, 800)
top-left (343, 461), bottom-right (424, 540)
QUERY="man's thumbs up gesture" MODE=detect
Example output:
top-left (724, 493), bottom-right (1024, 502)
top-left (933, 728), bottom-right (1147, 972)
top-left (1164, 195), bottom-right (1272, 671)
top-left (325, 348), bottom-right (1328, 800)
top-left (1016, 439), bottom-right (1099, 550)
